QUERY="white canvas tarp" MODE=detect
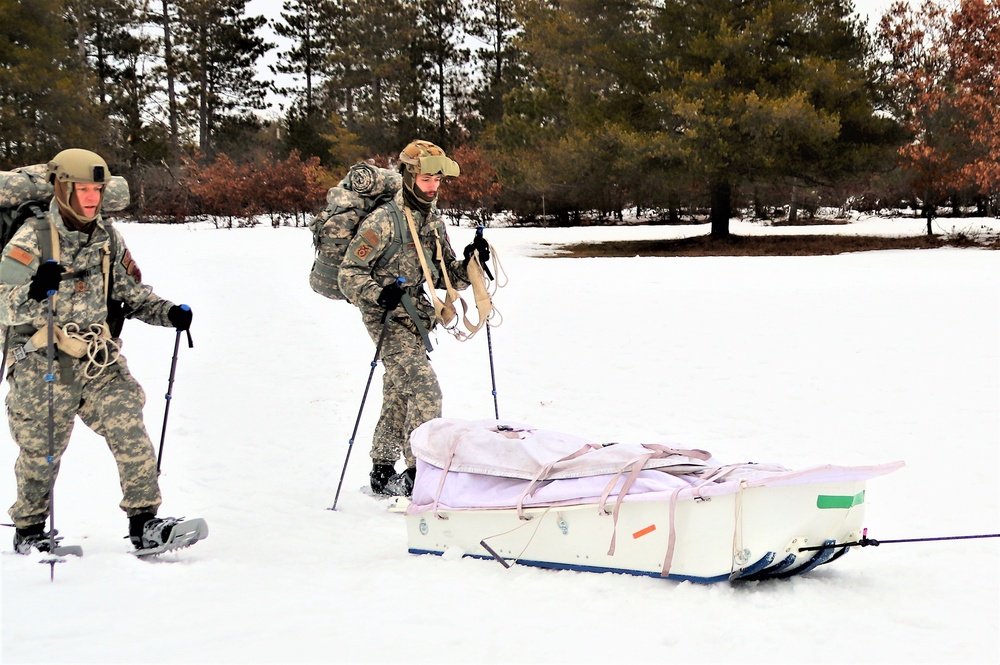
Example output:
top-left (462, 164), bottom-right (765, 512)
top-left (407, 418), bottom-right (905, 514)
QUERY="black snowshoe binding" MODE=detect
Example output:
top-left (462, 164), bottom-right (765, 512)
top-left (383, 467), bottom-right (416, 498)
top-left (13, 524), bottom-right (83, 557)
top-left (129, 514), bottom-right (208, 557)
top-left (13, 524), bottom-right (51, 554)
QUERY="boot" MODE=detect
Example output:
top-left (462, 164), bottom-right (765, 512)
top-left (370, 463), bottom-right (396, 495)
top-left (128, 512), bottom-right (157, 549)
top-left (384, 467), bottom-right (416, 498)
top-left (13, 523), bottom-right (50, 555)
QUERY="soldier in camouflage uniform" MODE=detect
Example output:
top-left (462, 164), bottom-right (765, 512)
top-left (0, 149), bottom-right (195, 554)
top-left (339, 140), bottom-right (489, 497)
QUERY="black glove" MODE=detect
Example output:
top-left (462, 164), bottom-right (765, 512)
top-left (27, 261), bottom-right (64, 302)
top-left (167, 304), bottom-right (193, 331)
top-left (376, 282), bottom-right (405, 310)
top-left (463, 234), bottom-right (490, 267)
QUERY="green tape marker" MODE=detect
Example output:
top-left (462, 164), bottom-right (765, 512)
top-left (817, 491), bottom-right (865, 509)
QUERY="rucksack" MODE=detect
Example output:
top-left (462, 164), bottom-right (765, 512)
top-left (308, 162), bottom-right (405, 301)
top-left (0, 163), bottom-right (132, 338)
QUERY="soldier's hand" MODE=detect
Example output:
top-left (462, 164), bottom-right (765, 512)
top-left (376, 282), bottom-right (405, 311)
top-left (463, 235), bottom-right (490, 267)
top-left (167, 304), bottom-right (193, 331)
top-left (27, 261), bottom-right (64, 302)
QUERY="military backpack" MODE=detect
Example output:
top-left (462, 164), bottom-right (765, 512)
top-left (308, 162), bottom-right (408, 301)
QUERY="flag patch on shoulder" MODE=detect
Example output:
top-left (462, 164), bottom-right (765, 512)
top-left (8, 247), bottom-right (34, 266)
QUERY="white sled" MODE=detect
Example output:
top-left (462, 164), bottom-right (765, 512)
top-left (404, 419), bottom-right (904, 584)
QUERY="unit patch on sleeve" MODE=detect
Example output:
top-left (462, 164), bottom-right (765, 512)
top-left (121, 249), bottom-right (142, 282)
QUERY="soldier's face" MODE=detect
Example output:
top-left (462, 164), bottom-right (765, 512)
top-left (415, 173), bottom-right (442, 197)
top-left (71, 183), bottom-right (104, 218)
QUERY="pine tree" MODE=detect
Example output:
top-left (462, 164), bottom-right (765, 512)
top-left (0, 0), bottom-right (106, 165)
top-left (172, 0), bottom-right (272, 155)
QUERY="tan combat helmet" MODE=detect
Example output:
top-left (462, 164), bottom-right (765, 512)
top-left (398, 140), bottom-right (460, 178)
top-left (47, 148), bottom-right (110, 224)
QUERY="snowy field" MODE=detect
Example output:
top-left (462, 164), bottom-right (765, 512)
top-left (2, 215), bottom-right (998, 664)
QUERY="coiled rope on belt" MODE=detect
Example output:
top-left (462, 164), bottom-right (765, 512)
top-left (61, 323), bottom-right (120, 379)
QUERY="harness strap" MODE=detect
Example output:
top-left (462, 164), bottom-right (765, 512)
top-left (460, 253), bottom-right (493, 336)
top-left (403, 206), bottom-right (458, 329)
top-left (399, 293), bottom-right (433, 352)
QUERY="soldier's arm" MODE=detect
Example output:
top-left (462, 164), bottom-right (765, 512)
top-left (338, 211), bottom-right (391, 306)
top-left (0, 227), bottom-right (47, 327)
top-left (108, 229), bottom-right (175, 327)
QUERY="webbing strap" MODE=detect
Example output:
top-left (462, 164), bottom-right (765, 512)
top-left (514, 443), bottom-right (604, 519)
top-left (457, 249), bottom-right (493, 337)
top-left (399, 293), bottom-right (433, 352)
top-left (403, 207), bottom-right (458, 329)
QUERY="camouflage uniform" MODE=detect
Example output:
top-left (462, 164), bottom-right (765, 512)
top-left (0, 199), bottom-right (178, 529)
top-left (339, 189), bottom-right (471, 468)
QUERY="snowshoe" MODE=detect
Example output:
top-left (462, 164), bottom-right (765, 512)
top-left (130, 517), bottom-right (208, 557)
top-left (383, 467), bottom-right (416, 498)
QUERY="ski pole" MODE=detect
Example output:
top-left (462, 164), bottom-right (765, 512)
top-left (476, 227), bottom-right (499, 419)
top-left (486, 324), bottom-right (499, 420)
top-left (157, 304), bottom-right (193, 473)
top-left (41, 280), bottom-right (60, 580)
top-left (330, 279), bottom-right (403, 511)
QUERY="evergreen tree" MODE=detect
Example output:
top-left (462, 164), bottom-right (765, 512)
top-left (650, 0), bottom-right (900, 235)
top-left (415, 0), bottom-right (471, 145)
top-left (0, 0), bottom-right (106, 165)
top-left (273, 0), bottom-right (332, 113)
top-left (466, 0), bottom-right (525, 130)
top-left (172, 0), bottom-right (272, 156)
top-left (72, 0), bottom-right (167, 167)
top-left (320, 0), bottom-right (420, 154)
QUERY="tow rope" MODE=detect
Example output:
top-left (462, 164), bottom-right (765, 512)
top-left (798, 527), bottom-right (1000, 552)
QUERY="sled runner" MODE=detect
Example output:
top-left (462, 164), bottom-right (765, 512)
top-left (403, 418), bottom-right (904, 584)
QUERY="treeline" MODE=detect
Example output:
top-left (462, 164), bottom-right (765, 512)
top-left (1, 0), bottom-right (997, 233)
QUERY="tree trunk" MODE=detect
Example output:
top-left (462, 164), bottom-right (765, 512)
top-left (710, 180), bottom-right (731, 237)
top-left (162, 0), bottom-right (179, 160)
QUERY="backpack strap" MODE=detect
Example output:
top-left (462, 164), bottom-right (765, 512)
top-left (372, 201), bottom-right (409, 272)
top-left (403, 206), bottom-right (458, 329)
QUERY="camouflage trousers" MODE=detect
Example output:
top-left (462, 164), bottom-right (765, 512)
top-left (360, 306), bottom-right (441, 470)
top-left (5, 349), bottom-right (161, 528)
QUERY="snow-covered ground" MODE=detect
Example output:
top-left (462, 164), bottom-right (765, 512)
top-left (2, 215), bottom-right (998, 664)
